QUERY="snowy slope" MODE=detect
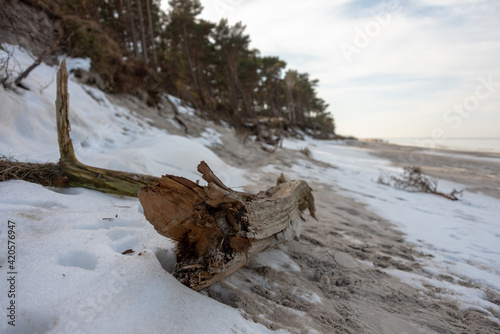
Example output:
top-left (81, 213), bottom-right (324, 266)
top-left (0, 181), bottom-right (279, 334)
top-left (0, 45), bottom-right (247, 185)
top-left (0, 45), bottom-right (276, 334)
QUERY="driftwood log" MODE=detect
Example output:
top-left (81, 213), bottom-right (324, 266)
top-left (0, 60), bottom-right (158, 196)
top-left (1, 60), bottom-right (317, 290)
top-left (138, 163), bottom-right (316, 290)
top-left (54, 59), bottom-right (158, 195)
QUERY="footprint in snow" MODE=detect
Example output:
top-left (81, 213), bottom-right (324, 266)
top-left (107, 229), bottom-right (141, 255)
top-left (58, 250), bottom-right (98, 270)
top-left (154, 247), bottom-right (176, 273)
top-left (76, 216), bottom-right (134, 230)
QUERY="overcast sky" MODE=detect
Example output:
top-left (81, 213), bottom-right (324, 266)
top-left (163, 0), bottom-right (500, 138)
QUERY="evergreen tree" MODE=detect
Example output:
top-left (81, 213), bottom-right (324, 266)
top-left (35, 0), bottom-right (336, 136)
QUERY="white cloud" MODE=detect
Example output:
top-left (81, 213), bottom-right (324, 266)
top-left (163, 0), bottom-right (500, 138)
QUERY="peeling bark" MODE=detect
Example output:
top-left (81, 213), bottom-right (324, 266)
top-left (54, 59), bottom-right (159, 196)
top-left (138, 161), bottom-right (316, 290)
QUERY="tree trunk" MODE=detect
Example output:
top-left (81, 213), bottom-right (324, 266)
top-left (136, 0), bottom-right (148, 62)
top-left (285, 79), bottom-right (296, 123)
top-left (127, 0), bottom-right (139, 58)
top-left (229, 72), bottom-right (239, 116)
top-left (138, 161), bottom-right (316, 290)
top-left (235, 75), bottom-right (251, 117)
top-left (183, 25), bottom-right (199, 95)
top-left (145, 0), bottom-right (157, 68)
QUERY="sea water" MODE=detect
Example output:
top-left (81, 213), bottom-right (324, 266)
top-left (384, 138), bottom-right (500, 154)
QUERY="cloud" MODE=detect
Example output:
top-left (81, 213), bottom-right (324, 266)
top-left (186, 0), bottom-right (500, 137)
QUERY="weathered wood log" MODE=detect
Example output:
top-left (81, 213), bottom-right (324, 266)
top-left (54, 59), bottom-right (159, 196)
top-left (138, 162), bottom-right (316, 290)
top-left (1, 60), bottom-right (317, 291)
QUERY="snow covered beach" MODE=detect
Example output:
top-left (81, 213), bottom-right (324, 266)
top-left (1, 46), bottom-right (500, 333)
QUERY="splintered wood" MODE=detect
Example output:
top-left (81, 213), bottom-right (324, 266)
top-left (138, 161), bottom-right (315, 290)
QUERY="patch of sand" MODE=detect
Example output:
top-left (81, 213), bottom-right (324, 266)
top-left (356, 140), bottom-right (500, 199)
top-left (116, 95), bottom-right (500, 333)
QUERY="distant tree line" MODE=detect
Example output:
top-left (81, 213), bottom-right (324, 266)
top-left (24, 0), bottom-right (335, 136)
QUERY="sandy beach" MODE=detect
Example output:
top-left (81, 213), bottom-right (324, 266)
top-left (107, 91), bottom-right (500, 333)
top-left (1, 3), bottom-right (499, 331)
top-left (87, 92), bottom-right (500, 333)
top-left (357, 140), bottom-right (500, 200)
top-left (1, 54), bottom-right (498, 332)
top-left (197, 129), bottom-right (500, 333)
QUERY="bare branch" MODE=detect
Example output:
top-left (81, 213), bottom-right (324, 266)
top-left (378, 166), bottom-right (463, 201)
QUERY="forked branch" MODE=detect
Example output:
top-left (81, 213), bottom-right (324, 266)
top-left (1, 60), bottom-right (158, 196)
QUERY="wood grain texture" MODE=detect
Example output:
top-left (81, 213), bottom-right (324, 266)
top-left (55, 60), bottom-right (158, 196)
top-left (138, 161), bottom-right (315, 290)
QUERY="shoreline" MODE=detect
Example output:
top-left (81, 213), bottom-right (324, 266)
top-left (205, 133), bottom-right (500, 332)
top-left (353, 139), bottom-right (500, 199)
top-left (363, 138), bottom-right (500, 156)
top-left (361, 138), bottom-right (500, 157)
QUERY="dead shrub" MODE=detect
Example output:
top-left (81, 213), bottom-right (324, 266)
top-left (378, 166), bottom-right (463, 201)
top-left (0, 44), bottom-right (20, 89)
